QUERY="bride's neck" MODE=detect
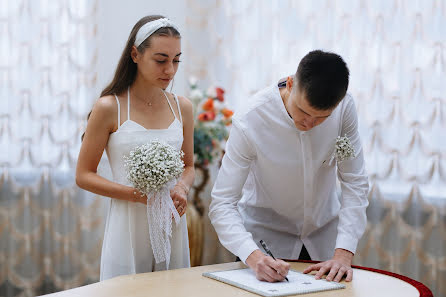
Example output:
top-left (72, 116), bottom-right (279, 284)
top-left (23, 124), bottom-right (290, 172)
top-left (130, 78), bottom-right (163, 101)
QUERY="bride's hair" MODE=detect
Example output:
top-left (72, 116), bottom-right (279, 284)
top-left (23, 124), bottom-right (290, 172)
top-left (101, 15), bottom-right (180, 97)
top-left (81, 15), bottom-right (181, 140)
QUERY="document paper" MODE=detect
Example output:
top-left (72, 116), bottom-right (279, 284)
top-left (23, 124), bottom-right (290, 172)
top-left (203, 268), bottom-right (345, 297)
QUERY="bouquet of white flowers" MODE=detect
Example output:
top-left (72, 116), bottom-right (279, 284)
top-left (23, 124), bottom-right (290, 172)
top-left (124, 140), bottom-right (185, 268)
top-left (124, 140), bottom-right (185, 193)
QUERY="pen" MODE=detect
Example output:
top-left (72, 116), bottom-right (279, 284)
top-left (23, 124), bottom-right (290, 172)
top-left (259, 240), bottom-right (289, 282)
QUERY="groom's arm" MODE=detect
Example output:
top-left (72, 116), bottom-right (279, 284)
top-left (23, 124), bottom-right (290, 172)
top-left (335, 95), bottom-right (369, 258)
top-left (209, 120), bottom-right (259, 262)
top-left (209, 120), bottom-right (290, 282)
top-left (304, 95), bottom-right (369, 282)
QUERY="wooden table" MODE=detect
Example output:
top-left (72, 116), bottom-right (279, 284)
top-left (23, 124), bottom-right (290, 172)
top-left (41, 262), bottom-right (429, 297)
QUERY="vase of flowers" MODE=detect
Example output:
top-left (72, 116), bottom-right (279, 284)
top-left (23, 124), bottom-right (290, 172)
top-left (190, 78), bottom-right (233, 169)
top-left (186, 77), bottom-right (234, 266)
top-left (188, 77), bottom-right (233, 215)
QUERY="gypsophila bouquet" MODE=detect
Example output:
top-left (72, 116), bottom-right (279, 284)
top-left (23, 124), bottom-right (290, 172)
top-left (334, 135), bottom-right (356, 162)
top-left (123, 140), bottom-right (184, 268)
top-left (124, 140), bottom-right (185, 193)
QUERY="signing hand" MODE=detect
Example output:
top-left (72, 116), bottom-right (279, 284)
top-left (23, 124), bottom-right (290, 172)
top-left (246, 250), bottom-right (290, 282)
top-left (303, 248), bottom-right (354, 282)
top-left (170, 182), bottom-right (188, 217)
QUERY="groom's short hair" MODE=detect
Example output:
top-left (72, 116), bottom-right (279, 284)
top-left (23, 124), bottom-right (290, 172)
top-left (295, 50), bottom-right (349, 110)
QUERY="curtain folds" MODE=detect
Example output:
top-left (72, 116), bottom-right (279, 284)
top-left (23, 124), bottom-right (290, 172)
top-left (2, 1), bottom-right (445, 297)
top-left (1, 1), bottom-right (103, 296)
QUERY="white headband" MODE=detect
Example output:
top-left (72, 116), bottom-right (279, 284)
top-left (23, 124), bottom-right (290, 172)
top-left (134, 18), bottom-right (179, 47)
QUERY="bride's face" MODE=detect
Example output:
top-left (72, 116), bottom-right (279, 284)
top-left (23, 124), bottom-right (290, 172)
top-left (133, 35), bottom-right (181, 89)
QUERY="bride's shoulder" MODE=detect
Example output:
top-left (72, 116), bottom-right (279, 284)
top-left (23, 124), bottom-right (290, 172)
top-left (166, 93), bottom-right (192, 112)
top-left (93, 95), bottom-right (118, 114)
top-left (168, 94), bottom-right (193, 123)
top-left (88, 95), bottom-right (119, 125)
top-left (177, 95), bottom-right (192, 109)
top-left (178, 95), bottom-right (194, 118)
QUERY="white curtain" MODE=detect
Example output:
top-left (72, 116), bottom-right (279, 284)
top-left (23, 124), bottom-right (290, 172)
top-left (0, 1), bottom-right (107, 296)
top-left (2, 1), bottom-right (445, 297)
top-left (185, 1), bottom-right (446, 297)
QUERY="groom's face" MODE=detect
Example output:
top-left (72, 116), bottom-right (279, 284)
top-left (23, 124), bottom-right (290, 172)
top-left (286, 77), bottom-right (333, 131)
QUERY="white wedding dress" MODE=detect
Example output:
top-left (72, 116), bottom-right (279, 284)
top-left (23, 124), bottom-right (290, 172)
top-left (100, 89), bottom-right (190, 281)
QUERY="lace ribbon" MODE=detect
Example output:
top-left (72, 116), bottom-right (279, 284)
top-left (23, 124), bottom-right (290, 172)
top-left (146, 179), bottom-right (180, 269)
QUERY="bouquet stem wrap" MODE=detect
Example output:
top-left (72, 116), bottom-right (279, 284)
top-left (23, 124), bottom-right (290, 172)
top-left (146, 179), bottom-right (180, 269)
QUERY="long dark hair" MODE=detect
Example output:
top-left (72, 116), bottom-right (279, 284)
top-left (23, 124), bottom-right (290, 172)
top-left (81, 15), bottom-right (181, 140)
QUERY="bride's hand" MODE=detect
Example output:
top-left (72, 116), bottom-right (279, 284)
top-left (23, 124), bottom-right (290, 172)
top-left (170, 182), bottom-right (188, 217)
top-left (130, 189), bottom-right (147, 205)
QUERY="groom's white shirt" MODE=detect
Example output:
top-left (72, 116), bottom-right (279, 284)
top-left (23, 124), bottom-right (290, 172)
top-left (209, 84), bottom-right (369, 263)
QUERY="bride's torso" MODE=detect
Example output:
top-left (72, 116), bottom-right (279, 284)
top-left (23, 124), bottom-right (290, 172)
top-left (105, 88), bottom-right (184, 185)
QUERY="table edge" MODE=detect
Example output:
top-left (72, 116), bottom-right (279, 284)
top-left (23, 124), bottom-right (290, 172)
top-left (284, 259), bottom-right (433, 297)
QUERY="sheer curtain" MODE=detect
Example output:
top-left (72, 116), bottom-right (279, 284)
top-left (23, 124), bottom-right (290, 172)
top-left (2, 1), bottom-right (445, 297)
top-left (0, 1), bottom-right (106, 296)
top-left (186, 1), bottom-right (446, 297)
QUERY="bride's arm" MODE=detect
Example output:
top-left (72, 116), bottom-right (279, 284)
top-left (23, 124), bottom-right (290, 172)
top-left (171, 96), bottom-right (195, 216)
top-left (75, 96), bottom-right (145, 204)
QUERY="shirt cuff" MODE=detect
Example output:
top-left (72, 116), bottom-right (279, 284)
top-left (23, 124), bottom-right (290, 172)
top-left (237, 240), bottom-right (260, 264)
top-left (335, 233), bottom-right (358, 255)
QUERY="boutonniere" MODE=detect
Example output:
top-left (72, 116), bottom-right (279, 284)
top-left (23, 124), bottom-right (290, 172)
top-left (333, 135), bottom-right (356, 162)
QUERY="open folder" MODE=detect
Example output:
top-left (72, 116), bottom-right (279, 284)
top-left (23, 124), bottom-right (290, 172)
top-left (203, 268), bottom-right (345, 297)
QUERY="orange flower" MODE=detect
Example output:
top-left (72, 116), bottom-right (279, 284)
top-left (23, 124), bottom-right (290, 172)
top-left (197, 113), bottom-right (207, 121)
top-left (216, 87), bottom-right (225, 102)
top-left (221, 108), bottom-right (234, 118)
top-left (198, 111), bottom-right (216, 121)
top-left (202, 98), bottom-right (214, 111)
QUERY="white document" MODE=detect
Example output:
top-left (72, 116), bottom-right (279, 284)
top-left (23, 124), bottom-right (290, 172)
top-left (203, 268), bottom-right (345, 297)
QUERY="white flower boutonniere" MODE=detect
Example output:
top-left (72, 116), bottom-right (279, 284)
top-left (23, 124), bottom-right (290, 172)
top-left (333, 135), bottom-right (356, 162)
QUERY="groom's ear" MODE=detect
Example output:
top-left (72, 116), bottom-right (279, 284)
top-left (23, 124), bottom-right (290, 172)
top-left (286, 76), bottom-right (294, 92)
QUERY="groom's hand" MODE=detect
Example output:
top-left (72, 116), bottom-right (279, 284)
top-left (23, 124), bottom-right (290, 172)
top-left (303, 248), bottom-right (353, 282)
top-left (246, 249), bottom-right (290, 282)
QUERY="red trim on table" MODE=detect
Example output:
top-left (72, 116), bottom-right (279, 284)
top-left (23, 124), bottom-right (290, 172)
top-left (285, 260), bottom-right (433, 297)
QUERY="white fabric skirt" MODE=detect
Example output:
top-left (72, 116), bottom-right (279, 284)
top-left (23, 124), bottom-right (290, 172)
top-left (100, 199), bottom-right (190, 281)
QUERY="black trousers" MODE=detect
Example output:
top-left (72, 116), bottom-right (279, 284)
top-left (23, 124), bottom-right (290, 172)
top-left (298, 244), bottom-right (311, 260)
top-left (236, 245), bottom-right (311, 262)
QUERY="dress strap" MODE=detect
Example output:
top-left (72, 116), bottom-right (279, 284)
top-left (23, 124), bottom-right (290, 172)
top-left (173, 94), bottom-right (183, 124)
top-left (113, 94), bottom-right (121, 127)
top-left (127, 87), bottom-right (130, 121)
top-left (162, 91), bottom-right (179, 123)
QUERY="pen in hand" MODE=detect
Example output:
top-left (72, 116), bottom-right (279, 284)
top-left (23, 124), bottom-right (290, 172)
top-left (259, 240), bottom-right (289, 282)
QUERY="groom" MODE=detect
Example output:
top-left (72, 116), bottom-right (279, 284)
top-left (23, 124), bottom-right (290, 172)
top-left (209, 50), bottom-right (369, 283)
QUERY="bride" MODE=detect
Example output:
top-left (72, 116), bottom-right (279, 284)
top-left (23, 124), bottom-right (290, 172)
top-left (75, 15), bottom-right (194, 280)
